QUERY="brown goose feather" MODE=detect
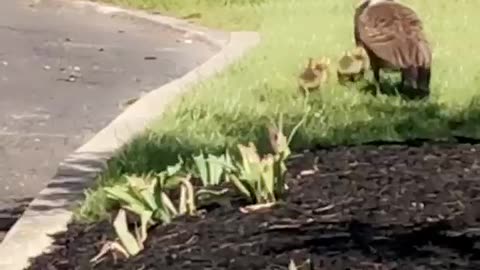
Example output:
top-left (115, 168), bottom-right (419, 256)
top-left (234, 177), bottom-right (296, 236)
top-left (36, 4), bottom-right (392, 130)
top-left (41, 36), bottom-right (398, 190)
top-left (354, 0), bottom-right (432, 97)
top-left (356, 1), bottom-right (431, 69)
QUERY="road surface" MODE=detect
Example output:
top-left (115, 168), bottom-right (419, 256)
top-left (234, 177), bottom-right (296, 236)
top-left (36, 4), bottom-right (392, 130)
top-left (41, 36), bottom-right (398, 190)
top-left (0, 0), bottom-right (221, 238)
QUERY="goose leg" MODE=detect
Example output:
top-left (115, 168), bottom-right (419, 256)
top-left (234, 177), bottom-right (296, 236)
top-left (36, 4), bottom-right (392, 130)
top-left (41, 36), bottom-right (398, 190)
top-left (401, 68), bottom-right (414, 98)
top-left (402, 67), bottom-right (429, 99)
top-left (372, 65), bottom-right (382, 94)
top-left (417, 67), bottom-right (431, 98)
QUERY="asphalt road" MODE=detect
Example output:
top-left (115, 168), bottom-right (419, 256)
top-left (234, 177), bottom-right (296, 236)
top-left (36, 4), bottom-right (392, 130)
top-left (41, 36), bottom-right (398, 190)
top-left (0, 0), bottom-right (221, 233)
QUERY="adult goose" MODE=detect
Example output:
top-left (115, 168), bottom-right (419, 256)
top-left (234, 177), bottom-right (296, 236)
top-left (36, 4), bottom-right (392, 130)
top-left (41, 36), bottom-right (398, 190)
top-left (354, 0), bottom-right (432, 98)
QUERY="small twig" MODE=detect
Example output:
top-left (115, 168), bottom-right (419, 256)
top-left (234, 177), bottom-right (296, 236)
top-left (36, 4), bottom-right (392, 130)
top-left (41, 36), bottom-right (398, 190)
top-left (359, 261), bottom-right (392, 270)
top-left (164, 235), bottom-right (199, 252)
top-left (299, 169), bottom-right (316, 177)
top-left (90, 242), bottom-right (112, 265)
top-left (296, 258), bottom-right (312, 270)
top-left (316, 212), bottom-right (342, 222)
top-left (215, 242), bottom-right (234, 251)
top-left (443, 200), bottom-right (465, 209)
top-left (312, 204), bottom-right (335, 214)
top-left (153, 230), bottom-right (186, 243)
top-left (213, 241), bottom-right (259, 253)
top-left (289, 153), bottom-right (305, 159)
top-left (239, 202), bottom-right (277, 213)
top-left (444, 227), bottom-right (480, 237)
top-left (267, 224), bottom-right (303, 230)
top-left (90, 241), bottom-right (129, 266)
top-left (315, 170), bottom-right (353, 178)
top-left (377, 184), bottom-right (389, 196)
top-left (312, 156), bottom-right (320, 168)
top-left (185, 235), bottom-right (199, 245)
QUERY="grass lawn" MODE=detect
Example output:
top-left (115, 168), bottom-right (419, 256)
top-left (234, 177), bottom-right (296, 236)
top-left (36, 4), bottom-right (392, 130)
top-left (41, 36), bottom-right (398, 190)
top-left (96, 0), bottom-right (265, 30)
top-left (77, 0), bottom-right (480, 222)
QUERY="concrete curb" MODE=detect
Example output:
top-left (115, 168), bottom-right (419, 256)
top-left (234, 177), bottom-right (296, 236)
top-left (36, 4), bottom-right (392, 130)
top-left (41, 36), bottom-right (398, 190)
top-left (0, 2), bottom-right (260, 269)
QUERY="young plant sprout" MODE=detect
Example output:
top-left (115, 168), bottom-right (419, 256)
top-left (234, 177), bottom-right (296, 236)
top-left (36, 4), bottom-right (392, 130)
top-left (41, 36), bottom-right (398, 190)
top-left (230, 114), bottom-right (306, 212)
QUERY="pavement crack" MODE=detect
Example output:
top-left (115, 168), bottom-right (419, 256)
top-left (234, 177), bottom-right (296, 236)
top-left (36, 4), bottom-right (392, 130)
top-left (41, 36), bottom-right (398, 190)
top-left (0, 24), bottom-right (44, 35)
top-left (0, 131), bottom-right (68, 139)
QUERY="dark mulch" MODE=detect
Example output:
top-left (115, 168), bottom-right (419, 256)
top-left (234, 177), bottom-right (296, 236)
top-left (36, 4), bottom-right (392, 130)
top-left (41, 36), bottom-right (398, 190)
top-left (27, 142), bottom-right (480, 270)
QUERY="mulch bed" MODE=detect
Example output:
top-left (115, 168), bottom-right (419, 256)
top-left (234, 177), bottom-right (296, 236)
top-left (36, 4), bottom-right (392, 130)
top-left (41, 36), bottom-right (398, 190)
top-left (27, 142), bottom-right (480, 270)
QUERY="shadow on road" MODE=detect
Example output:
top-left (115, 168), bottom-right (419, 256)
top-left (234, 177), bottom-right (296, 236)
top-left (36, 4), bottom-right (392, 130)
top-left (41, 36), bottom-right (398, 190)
top-left (24, 150), bottom-right (113, 213)
top-left (0, 197), bottom-right (32, 231)
top-left (0, 149), bottom-right (114, 244)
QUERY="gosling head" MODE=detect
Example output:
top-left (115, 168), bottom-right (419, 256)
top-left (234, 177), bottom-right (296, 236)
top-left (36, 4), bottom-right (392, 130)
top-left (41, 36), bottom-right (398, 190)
top-left (313, 57), bottom-right (331, 72)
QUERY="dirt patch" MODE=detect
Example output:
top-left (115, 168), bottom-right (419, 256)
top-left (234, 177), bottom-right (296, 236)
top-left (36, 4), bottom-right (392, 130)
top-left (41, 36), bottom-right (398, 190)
top-left (26, 142), bottom-right (480, 270)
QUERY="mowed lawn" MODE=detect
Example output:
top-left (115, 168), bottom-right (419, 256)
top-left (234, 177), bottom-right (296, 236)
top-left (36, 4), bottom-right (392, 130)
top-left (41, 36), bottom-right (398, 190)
top-left (77, 0), bottom-right (480, 221)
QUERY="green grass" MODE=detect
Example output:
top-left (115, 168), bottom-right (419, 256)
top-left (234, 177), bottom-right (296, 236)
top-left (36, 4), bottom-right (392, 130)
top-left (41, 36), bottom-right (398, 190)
top-left (96, 0), bottom-right (265, 30)
top-left (76, 0), bottom-right (480, 222)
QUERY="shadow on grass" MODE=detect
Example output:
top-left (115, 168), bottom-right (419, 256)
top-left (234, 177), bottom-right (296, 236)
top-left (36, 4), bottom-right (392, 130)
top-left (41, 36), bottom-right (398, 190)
top-left (103, 116), bottom-right (278, 178)
top-left (106, 94), bottom-right (480, 176)
top-left (356, 76), bottom-right (429, 101)
top-left (73, 94), bottom-right (480, 221)
top-left (357, 78), bottom-right (401, 98)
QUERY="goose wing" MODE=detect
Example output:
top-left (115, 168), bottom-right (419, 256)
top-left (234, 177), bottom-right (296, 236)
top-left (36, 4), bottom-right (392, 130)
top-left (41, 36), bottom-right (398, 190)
top-left (356, 2), bottom-right (431, 68)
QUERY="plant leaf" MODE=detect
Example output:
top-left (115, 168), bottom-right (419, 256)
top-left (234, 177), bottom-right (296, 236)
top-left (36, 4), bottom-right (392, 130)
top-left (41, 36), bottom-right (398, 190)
top-left (113, 209), bottom-right (142, 256)
top-left (154, 208), bottom-right (172, 224)
top-left (180, 175), bottom-right (196, 215)
top-left (207, 154), bottom-right (226, 185)
top-left (166, 158), bottom-right (184, 176)
top-left (178, 183), bottom-right (187, 215)
top-left (104, 186), bottom-right (147, 217)
top-left (138, 176), bottom-right (158, 211)
top-left (193, 151), bottom-right (209, 186)
top-left (164, 175), bottom-right (184, 190)
top-left (237, 143), bottom-right (262, 185)
top-left (124, 176), bottom-right (156, 212)
top-left (139, 210), bottom-right (153, 245)
top-left (110, 242), bottom-right (131, 260)
top-left (229, 174), bottom-right (253, 202)
top-left (224, 149), bottom-right (235, 172)
top-left (160, 192), bottom-right (178, 217)
top-left (260, 155), bottom-right (276, 202)
top-left (274, 154), bottom-right (288, 198)
top-left (288, 259), bottom-right (298, 270)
